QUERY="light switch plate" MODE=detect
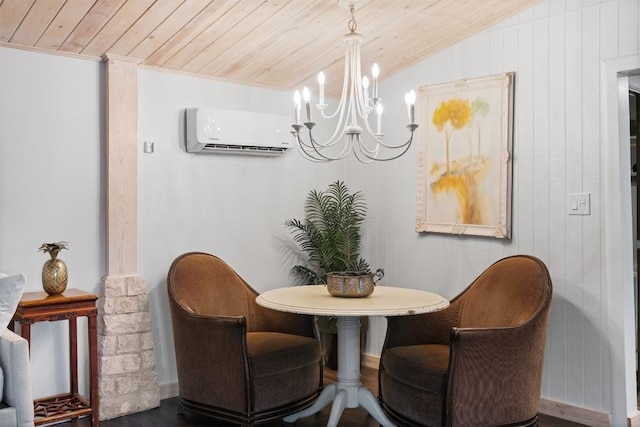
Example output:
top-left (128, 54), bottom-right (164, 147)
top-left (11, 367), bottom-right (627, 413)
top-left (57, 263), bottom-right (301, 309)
top-left (568, 192), bottom-right (590, 215)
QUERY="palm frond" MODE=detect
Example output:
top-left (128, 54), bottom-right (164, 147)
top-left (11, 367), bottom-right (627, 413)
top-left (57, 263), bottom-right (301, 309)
top-left (349, 258), bottom-right (371, 273)
top-left (290, 265), bottom-right (323, 284)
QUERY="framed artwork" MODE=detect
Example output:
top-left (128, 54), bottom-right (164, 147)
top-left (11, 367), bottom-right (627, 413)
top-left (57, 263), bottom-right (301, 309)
top-left (415, 72), bottom-right (514, 238)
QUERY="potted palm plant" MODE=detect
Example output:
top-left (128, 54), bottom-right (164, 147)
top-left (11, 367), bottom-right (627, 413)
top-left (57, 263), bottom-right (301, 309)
top-left (285, 180), bottom-right (382, 287)
top-left (286, 180), bottom-right (382, 367)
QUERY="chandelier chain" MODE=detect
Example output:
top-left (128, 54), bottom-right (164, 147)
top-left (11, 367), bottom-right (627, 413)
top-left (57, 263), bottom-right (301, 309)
top-left (348, 6), bottom-right (357, 33)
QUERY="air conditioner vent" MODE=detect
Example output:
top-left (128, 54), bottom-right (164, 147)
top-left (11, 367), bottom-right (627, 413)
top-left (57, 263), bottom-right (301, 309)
top-left (202, 143), bottom-right (289, 155)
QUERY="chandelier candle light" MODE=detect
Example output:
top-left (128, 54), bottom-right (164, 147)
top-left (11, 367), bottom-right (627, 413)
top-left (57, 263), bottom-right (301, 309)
top-left (291, 0), bottom-right (418, 163)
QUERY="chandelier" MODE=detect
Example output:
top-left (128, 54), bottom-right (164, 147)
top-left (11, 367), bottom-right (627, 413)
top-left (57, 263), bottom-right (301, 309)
top-left (291, 1), bottom-right (418, 163)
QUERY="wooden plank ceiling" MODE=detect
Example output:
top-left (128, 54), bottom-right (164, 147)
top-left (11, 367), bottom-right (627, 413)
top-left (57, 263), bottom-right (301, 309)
top-left (0, 0), bottom-right (541, 96)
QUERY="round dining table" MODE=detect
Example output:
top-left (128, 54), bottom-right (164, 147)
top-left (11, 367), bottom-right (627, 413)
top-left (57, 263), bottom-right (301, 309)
top-left (256, 284), bottom-right (449, 427)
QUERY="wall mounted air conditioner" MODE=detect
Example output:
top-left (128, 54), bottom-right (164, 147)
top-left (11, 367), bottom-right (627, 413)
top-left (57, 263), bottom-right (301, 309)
top-left (185, 107), bottom-right (291, 156)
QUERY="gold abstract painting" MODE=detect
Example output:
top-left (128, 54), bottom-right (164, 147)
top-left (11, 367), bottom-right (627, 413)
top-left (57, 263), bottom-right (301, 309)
top-left (415, 72), bottom-right (514, 238)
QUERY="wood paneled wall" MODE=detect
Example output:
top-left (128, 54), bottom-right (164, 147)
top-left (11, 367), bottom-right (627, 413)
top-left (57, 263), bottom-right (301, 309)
top-left (363, 0), bottom-right (640, 416)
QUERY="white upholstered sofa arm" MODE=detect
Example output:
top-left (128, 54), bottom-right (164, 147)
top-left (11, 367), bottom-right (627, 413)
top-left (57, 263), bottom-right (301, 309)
top-left (0, 329), bottom-right (34, 427)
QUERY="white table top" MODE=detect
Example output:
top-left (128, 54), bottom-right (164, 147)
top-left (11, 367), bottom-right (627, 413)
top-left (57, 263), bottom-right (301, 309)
top-left (256, 285), bottom-right (449, 317)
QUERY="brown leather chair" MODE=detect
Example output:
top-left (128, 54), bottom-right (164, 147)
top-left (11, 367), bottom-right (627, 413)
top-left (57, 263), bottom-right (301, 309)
top-left (167, 252), bottom-right (323, 426)
top-left (379, 255), bottom-right (552, 427)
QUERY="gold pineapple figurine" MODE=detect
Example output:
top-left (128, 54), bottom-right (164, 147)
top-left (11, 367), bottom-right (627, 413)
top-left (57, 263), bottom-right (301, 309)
top-left (38, 241), bottom-right (69, 295)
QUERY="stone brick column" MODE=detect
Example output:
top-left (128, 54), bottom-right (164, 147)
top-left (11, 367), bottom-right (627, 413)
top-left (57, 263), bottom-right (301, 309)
top-left (98, 275), bottom-right (160, 419)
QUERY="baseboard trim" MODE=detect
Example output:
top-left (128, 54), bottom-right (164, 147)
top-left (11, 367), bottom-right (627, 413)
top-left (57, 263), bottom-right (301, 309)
top-left (628, 410), bottom-right (640, 427)
top-left (538, 399), bottom-right (610, 427)
top-left (160, 382), bottom-right (179, 400)
top-left (361, 352), bottom-right (380, 370)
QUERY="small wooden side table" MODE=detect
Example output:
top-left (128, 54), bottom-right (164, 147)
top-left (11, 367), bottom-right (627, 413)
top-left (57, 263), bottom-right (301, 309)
top-left (9, 288), bottom-right (99, 426)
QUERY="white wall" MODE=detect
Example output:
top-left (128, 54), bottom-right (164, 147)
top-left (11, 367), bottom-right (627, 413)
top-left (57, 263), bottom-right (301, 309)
top-left (136, 68), bottom-right (343, 387)
top-left (1, 0), bottom-right (640, 423)
top-left (0, 47), bottom-right (343, 401)
top-left (351, 0), bottom-right (639, 422)
top-left (0, 47), bottom-right (103, 398)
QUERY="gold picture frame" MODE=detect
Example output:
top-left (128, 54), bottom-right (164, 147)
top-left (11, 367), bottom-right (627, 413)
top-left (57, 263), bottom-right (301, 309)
top-left (415, 72), bottom-right (514, 238)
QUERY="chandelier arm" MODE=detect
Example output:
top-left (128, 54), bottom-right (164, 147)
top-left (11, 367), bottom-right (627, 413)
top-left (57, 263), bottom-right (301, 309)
top-left (355, 134), bottom-right (382, 155)
top-left (297, 147), bottom-right (330, 163)
top-left (352, 37), bottom-right (374, 121)
top-left (322, 106), bottom-right (351, 148)
top-left (352, 148), bottom-right (374, 164)
top-left (319, 36), bottom-right (353, 121)
top-left (355, 123), bottom-right (405, 150)
top-left (292, 126), bottom-right (322, 152)
top-left (310, 130), bottom-right (353, 160)
top-left (345, 38), bottom-right (360, 129)
top-left (348, 32), bottom-right (363, 117)
top-left (359, 117), bottom-right (383, 146)
top-left (371, 135), bottom-right (414, 149)
top-left (293, 131), bottom-right (332, 162)
top-left (365, 122), bottom-right (418, 149)
top-left (294, 127), bottom-right (353, 161)
top-left (355, 129), bottom-right (417, 162)
top-left (352, 35), bottom-right (366, 120)
top-left (314, 40), bottom-right (355, 150)
top-left (297, 116), bottom-right (355, 150)
top-left (319, 96), bottom-right (346, 120)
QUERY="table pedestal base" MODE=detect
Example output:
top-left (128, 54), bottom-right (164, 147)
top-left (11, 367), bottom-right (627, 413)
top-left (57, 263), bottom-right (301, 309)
top-left (283, 317), bottom-right (396, 427)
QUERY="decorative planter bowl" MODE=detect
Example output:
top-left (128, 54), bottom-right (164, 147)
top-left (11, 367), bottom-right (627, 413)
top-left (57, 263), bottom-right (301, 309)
top-left (326, 270), bottom-right (384, 298)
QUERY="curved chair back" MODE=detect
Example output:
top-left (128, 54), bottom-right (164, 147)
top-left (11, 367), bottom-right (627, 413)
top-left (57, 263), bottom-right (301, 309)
top-left (458, 255), bottom-right (551, 329)
top-left (168, 251), bottom-right (264, 326)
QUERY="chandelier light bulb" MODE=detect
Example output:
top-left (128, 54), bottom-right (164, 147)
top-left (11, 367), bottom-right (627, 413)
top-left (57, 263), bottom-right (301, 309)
top-left (293, 90), bottom-right (301, 125)
top-left (371, 63), bottom-right (379, 78)
top-left (302, 87), bottom-right (312, 122)
top-left (405, 89), bottom-right (417, 106)
top-left (405, 89), bottom-right (416, 124)
top-left (371, 63), bottom-right (379, 99)
top-left (362, 76), bottom-right (370, 104)
top-left (318, 72), bottom-right (326, 106)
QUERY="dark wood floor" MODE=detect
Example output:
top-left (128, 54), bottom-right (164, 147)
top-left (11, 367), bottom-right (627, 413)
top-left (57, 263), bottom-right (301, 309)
top-left (58, 366), bottom-right (587, 427)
